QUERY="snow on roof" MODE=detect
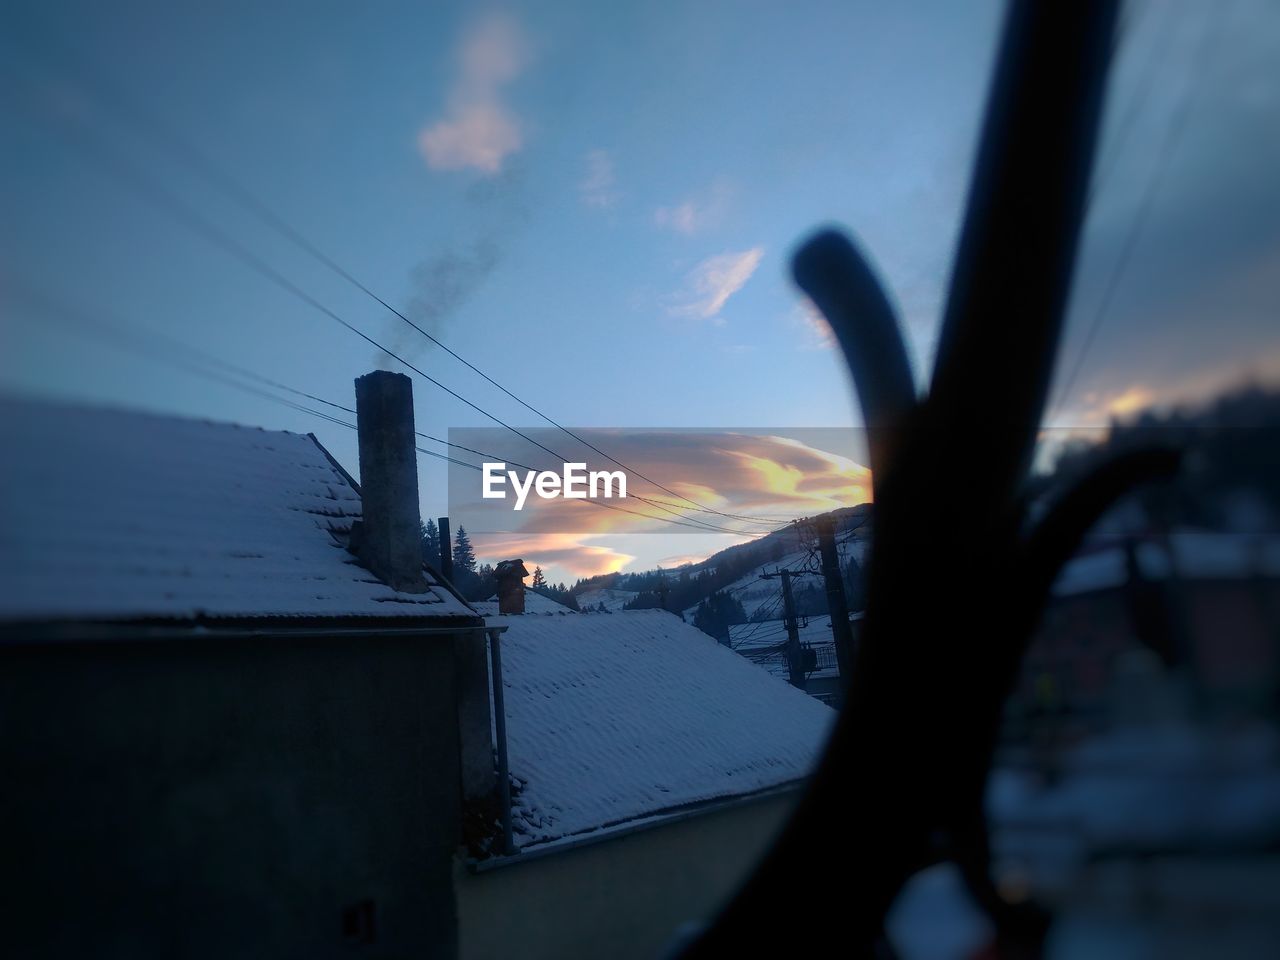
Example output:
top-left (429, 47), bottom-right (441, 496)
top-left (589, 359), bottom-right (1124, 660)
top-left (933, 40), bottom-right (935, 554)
top-left (0, 394), bottom-right (475, 622)
top-left (1052, 531), bottom-right (1280, 598)
top-left (487, 609), bottom-right (834, 847)
top-left (475, 590), bottom-right (574, 615)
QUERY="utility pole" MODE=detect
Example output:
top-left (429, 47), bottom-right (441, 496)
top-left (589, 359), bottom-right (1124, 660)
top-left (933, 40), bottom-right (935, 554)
top-left (437, 516), bottom-right (453, 582)
top-left (779, 570), bottom-right (805, 691)
top-left (816, 515), bottom-right (857, 688)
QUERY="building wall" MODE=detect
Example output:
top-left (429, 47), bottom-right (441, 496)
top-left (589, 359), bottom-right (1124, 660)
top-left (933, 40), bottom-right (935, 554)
top-left (455, 789), bottom-right (799, 960)
top-left (1, 629), bottom-right (465, 959)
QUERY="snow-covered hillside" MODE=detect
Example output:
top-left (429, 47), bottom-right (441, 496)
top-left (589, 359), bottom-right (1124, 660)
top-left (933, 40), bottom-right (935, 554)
top-left (574, 586), bottom-right (638, 612)
top-left (682, 547), bottom-right (810, 621)
top-left (685, 537), bottom-right (869, 621)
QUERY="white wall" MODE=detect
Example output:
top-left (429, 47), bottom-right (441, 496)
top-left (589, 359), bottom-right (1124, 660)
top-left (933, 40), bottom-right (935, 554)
top-left (455, 790), bottom-right (799, 960)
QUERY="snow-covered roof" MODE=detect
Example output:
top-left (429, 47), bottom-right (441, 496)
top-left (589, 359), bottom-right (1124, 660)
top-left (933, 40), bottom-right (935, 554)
top-left (475, 590), bottom-right (575, 615)
top-left (486, 609), bottom-right (834, 848)
top-left (0, 394), bottom-right (475, 622)
top-left (1052, 531), bottom-right (1280, 598)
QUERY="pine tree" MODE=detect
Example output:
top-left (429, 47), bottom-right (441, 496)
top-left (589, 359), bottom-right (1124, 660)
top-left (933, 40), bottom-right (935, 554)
top-left (692, 590), bottom-right (747, 643)
top-left (531, 566), bottom-right (547, 591)
top-left (420, 518), bottom-right (440, 566)
top-left (844, 554), bottom-right (866, 612)
top-left (474, 563), bottom-right (495, 601)
top-left (452, 525), bottom-right (476, 574)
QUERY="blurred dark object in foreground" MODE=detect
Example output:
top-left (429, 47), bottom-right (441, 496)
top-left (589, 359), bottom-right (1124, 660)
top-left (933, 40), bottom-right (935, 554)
top-left (982, 385), bottom-right (1280, 958)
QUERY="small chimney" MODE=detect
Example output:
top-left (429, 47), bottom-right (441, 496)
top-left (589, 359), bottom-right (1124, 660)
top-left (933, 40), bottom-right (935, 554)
top-left (495, 559), bottom-right (529, 614)
top-left (351, 371), bottom-right (428, 593)
top-left (438, 516), bottom-right (453, 582)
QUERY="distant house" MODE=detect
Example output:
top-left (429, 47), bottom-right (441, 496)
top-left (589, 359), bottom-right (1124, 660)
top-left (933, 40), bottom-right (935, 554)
top-left (455, 608), bottom-right (834, 960)
top-left (1010, 530), bottom-right (1280, 746)
top-left (727, 612), bottom-right (858, 705)
top-left (0, 378), bottom-right (486, 959)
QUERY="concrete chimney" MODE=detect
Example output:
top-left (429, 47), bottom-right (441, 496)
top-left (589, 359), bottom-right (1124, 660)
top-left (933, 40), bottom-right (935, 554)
top-left (352, 371), bottom-right (428, 593)
top-left (495, 559), bottom-right (529, 614)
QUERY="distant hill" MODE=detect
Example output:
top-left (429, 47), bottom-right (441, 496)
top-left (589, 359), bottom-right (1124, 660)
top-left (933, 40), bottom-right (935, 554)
top-left (571, 503), bottom-right (872, 627)
top-left (574, 586), bottom-right (639, 613)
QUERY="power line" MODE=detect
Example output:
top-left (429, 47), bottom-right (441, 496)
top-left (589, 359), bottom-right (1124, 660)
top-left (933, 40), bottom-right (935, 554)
top-left (1049, 4), bottom-right (1233, 420)
top-left (2, 81), bottom-right (768, 536)
top-left (724, 549), bottom-right (822, 647)
top-left (4, 281), bottom-right (764, 534)
top-left (1086, 0), bottom-right (1171, 207)
top-left (4, 39), bottom-right (792, 528)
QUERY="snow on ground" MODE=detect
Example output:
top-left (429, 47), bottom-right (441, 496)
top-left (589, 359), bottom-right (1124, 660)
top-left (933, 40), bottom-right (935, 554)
top-left (0, 394), bottom-right (473, 621)
top-left (483, 609), bottom-right (835, 847)
top-left (990, 723), bottom-right (1280, 881)
top-left (891, 725), bottom-right (1280, 960)
top-left (727, 613), bottom-right (848, 681)
top-left (702, 537), bottom-right (869, 622)
top-left (887, 863), bottom-right (993, 960)
top-left (682, 547), bottom-right (813, 621)
top-left (574, 586), bottom-right (637, 612)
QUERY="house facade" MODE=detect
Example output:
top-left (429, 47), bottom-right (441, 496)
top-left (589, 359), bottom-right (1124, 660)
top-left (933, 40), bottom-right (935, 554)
top-left (1007, 530), bottom-right (1280, 752)
top-left (455, 608), bottom-right (834, 960)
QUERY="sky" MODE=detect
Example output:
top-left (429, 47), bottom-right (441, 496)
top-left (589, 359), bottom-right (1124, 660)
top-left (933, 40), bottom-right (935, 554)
top-left (2, 0), bottom-right (1278, 584)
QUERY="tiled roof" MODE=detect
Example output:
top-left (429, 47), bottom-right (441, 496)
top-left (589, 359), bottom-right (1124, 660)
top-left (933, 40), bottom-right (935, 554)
top-left (0, 394), bottom-right (474, 622)
top-left (484, 609), bottom-right (834, 847)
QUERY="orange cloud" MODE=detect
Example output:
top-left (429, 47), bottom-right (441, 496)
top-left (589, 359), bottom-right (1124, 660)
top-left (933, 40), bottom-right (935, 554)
top-left (470, 532), bottom-right (634, 579)
top-left (449, 429), bottom-right (873, 539)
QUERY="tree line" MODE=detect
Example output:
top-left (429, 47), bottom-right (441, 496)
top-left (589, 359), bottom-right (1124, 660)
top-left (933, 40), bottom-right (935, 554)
top-left (419, 519), bottom-right (579, 608)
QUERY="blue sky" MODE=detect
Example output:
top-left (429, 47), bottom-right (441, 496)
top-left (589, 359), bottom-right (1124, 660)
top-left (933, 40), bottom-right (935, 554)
top-left (3, 1), bottom-right (1279, 583)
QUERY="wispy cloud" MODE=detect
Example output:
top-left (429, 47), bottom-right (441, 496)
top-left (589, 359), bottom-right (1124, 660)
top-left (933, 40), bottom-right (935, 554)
top-left (418, 13), bottom-right (530, 174)
top-left (654, 180), bottom-right (733, 235)
top-left (449, 428), bottom-right (872, 541)
top-left (579, 149), bottom-right (620, 208)
top-left (654, 202), bottom-right (701, 234)
top-left (667, 247), bottom-right (764, 322)
top-left (792, 298), bottom-right (836, 350)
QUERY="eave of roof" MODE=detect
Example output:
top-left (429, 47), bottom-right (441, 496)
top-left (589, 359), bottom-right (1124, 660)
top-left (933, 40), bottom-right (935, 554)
top-left (463, 781), bottom-right (803, 873)
top-left (0, 613), bottom-right (486, 646)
